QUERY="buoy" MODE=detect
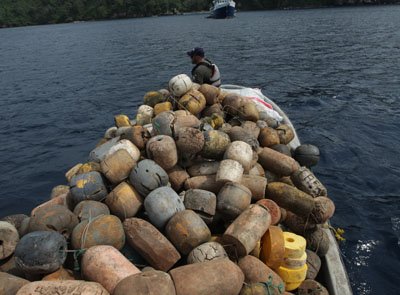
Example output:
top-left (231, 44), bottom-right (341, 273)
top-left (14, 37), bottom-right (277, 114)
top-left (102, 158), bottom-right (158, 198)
top-left (169, 259), bottom-right (244, 295)
top-left (15, 231), bottom-right (67, 275)
top-left (120, 125), bottom-right (151, 150)
top-left (123, 218), bottom-right (181, 272)
top-left (69, 171), bottom-right (108, 205)
top-left (305, 250), bottom-right (321, 280)
top-left (223, 204), bottom-right (271, 257)
top-left (240, 175), bottom-right (267, 201)
top-left (16, 281), bottom-right (108, 295)
top-left (101, 149), bottom-right (137, 184)
top-left (260, 225), bottom-right (285, 270)
top-left (175, 127), bottom-right (205, 155)
top-left (228, 126), bottom-right (259, 150)
top-left (169, 74), bottom-right (192, 97)
top-left (198, 84), bottom-right (220, 105)
top-left (297, 279), bottom-right (329, 295)
top-left (216, 159), bottom-right (244, 183)
top-left (73, 200), bottom-right (110, 222)
top-left (283, 232), bottom-right (307, 259)
top-left (256, 199), bottom-right (281, 225)
top-left (144, 186), bottom-right (185, 229)
top-left (114, 114), bottom-right (131, 128)
top-left (167, 165), bottom-right (190, 192)
top-left (187, 161), bottom-right (220, 177)
top-left (184, 175), bottom-right (224, 194)
top-left (217, 182), bottom-right (251, 219)
top-left (113, 270), bottom-right (176, 295)
top-left (178, 89), bottom-right (206, 115)
top-left (187, 241), bottom-right (227, 264)
top-left (144, 91), bottom-right (165, 107)
top-left (183, 189), bottom-right (216, 224)
top-left (154, 101), bottom-right (173, 116)
top-left (105, 182), bottom-right (143, 220)
top-left (71, 214), bottom-right (125, 250)
top-left (224, 141), bottom-right (253, 172)
top-left (258, 147), bottom-right (300, 176)
top-left (293, 144), bottom-right (320, 167)
top-left (42, 266), bottom-right (75, 281)
top-left (291, 167), bottom-right (327, 197)
top-left (152, 111), bottom-right (175, 137)
top-left (0, 221), bottom-right (20, 260)
top-left (129, 159), bottom-right (169, 197)
top-left (258, 127), bottom-right (280, 147)
top-left (0, 272), bottom-right (29, 295)
top-left (276, 124), bottom-right (295, 145)
top-left (201, 130), bottom-right (231, 159)
top-left (165, 210), bottom-right (211, 255)
top-left (81, 245), bottom-right (140, 294)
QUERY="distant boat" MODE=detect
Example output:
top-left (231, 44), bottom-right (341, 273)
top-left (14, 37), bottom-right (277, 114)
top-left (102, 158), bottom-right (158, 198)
top-left (208, 0), bottom-right (236, 19)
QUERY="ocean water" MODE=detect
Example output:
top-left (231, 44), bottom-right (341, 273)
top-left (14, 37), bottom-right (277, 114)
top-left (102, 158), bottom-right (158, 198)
top-left (1, 5), bottom-right (399, 294)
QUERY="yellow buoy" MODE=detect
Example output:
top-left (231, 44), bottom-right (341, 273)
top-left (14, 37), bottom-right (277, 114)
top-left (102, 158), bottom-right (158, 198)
top-left (114, 114), bottom-right (131, 128)
top-left (277, 264), bottom-right (307, 284)
top-left (282, 252), bottom-right (307, 268)
top-left (283, 232), bottom-right (306, 259)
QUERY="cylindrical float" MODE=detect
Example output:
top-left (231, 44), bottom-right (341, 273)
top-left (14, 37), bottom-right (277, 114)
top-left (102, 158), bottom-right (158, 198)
top-left (114, 114), bottom-right (131, 128)
top-left (291, 167), bottom-right (327, 197)
top-left (101, 149), bottom-right (137, 184)
top-left (123, 218), bottom-right (181, 272)
top-left (71, 215), bottom-right (125, 250)
top-left (198, 83), bottom-right (220, 105)
top-left (240, 175), bottom-right (267, 201)
top-left (305, 250), bottom-right (321, 280)
top-left (30, 193), bottom-right (69, 216)
top-left (297, 279), bottom-right (329, 295)
top-left (241, 121), bottom-right (260, 138)
top-left (260, 225), bottom-right (285, 270)
top-left (276, 124), bottom-right (295, 145)
top-left (258, 127), bottom-right (280, 147)
top-left (81, 245), bottom-right (140, 294)
top-left (144, 91), bottom-right (165, 107)
top-left (216, 159), bottom-right (243, 183)
top-left (0, 221), bottom-right (19, 260)
top-left (187, 161), bottom-right (220, 177)
top-left (146, 135), bottom-right (178, 171)
top-left (165, 210), bottom-right (211, 255)
top-left (224, 141), bottom-right (253, 172)
top-left (258, 147), bottom-right (300, 176)
top-left (169, 258), bottom-right (244, 295)
top-left (105, 182), bottom-right (143, 220)
top-left (228, 126), bottom-right (259, 150)
top-left (167, 165), bottom-right (190, 192)
top-left (184, 175), bottom-right (224, 194)
top-left (201, 130), bottom-right (231, 159)
top-left (239, 101), bottom-right (259, 122)
top-left (222, 204), bottom-right (271, 257)
top-left (178, 89), bottom-right (206, 116)
top-left (152, 111), bottom-right (175, 136)
top-left (28, 205), bottom-right (78, 239)
top-left (154, 101), bottom-right (173, 116)
top-left (0, 272), bottom-right (29, 295)
top-left (73, 200), bottom-right (110, 222)
top-left (69, 171), bottom-right (108, 205)
top-left (304, 227), bottom-right (330, 256)
top-left (121, 125), bottom-right (151, 150)
top-left (15, 231), bottom-right (67, 275)
top-left (187, 241), bottom-right (227, 264)
top-left (256, 199), bottom-right (281, 225)
top-left (16, 280), bottom-right (108, 295)
top-left (175, 127), bottom-right (205, 155)
top-left (217, 182), bottom-right (251, 219)
top-left (183, 189), bottom-right (216, 224)
top-left (129, 159), bottom-right (169, 197)
top-left (114, 270), bottom-right (176, 295)
top-left (144, 187), bottom-right (185, 229)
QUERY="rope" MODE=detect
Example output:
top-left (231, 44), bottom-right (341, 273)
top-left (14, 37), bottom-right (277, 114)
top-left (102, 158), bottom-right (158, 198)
top-left (261, 274), bottom-right (285, 294)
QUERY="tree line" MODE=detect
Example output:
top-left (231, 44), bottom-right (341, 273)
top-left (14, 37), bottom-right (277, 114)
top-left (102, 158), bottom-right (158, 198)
top-left (1, 0), bottom-right (398, 28)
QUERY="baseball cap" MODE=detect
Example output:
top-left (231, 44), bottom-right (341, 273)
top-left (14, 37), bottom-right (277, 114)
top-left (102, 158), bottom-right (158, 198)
top-left (187, 47), bottom-right (205, 57)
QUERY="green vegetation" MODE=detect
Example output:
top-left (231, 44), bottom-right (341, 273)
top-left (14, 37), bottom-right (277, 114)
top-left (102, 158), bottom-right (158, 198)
top-left (1, 0), bottom-right (398, 28)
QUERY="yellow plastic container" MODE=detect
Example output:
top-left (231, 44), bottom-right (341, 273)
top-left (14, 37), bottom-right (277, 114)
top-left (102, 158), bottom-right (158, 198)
top-left (283, 232), bottom-right (306, 259)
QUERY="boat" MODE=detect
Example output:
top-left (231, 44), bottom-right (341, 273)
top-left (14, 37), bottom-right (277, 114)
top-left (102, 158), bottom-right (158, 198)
top-left (220, 84), bottom-right (353, 295)
top-left (208, 0), bottom-right (236, 19)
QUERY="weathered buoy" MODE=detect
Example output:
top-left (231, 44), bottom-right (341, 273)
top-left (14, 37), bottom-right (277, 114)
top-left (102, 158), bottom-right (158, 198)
top-left (184, 175), bottom-right (224, 194)
top-left (239, 101), bottom-right (259, 122)
top-left (165, 210), bottom-right (211, 255)
top-left (216, 159), bottom-right (244, 183)
top-left (123, 218), bottom-right (181, 272)
top-left (304, 227), bottom-right (330, 256)
top-left (198, 83), bottom-right (220, 105)
top-left (16, 280), bottom-right (109, 295)
top-left (31, 193), bottom-right (69, 216)
top-left (178, 89), bottom-right (206, 115)
top-left (144, 91), bottom-right (165, 107)
top-left (120, 125), bottom-right (151, 150)
top-left (69, 171), bottom-right (108, 205)
top-left (81, 245), bottom-right (140, 293)
top-left (105, 182), bottom-right (143, 221)
top-left (88, 137), bottom-right (120, 163)
top-left (276, 124), bottom-right (295, 144)
top-left (260, 225), bottom-right (285, 270)
top-left (113, 270), bottom-right (176, 295)
top-left (152, 111), bottom-right (175, 136)
top-left (228, 126), bottom-right (259, 150)
top-left (291, 167), bottom-right (327, 197)
top-left (224, 141), bottom-right (253, 172)
top-left (114, 114), bottom-right (131, 128)
top-left (169, 259), bottom-right (244, 295)
top-left (240, 175), bottom-right (267, 201)
top-left (201, 130), bottom-right (231, 159)
top-left (283, 211), bottom-right (317, 235)
top-left (146, 135), bottom-right (178, 170)
top-left (270, 144), bottom-right (292, 157)
top-left (258, 147), bottom-right (300, 176)
top-left (293, 144), bottom-right (320, 167)
top-left (187, 241), bottom-right (227, 264)
top-left (0, 272), bottom-right (29, 295)
top-left (238, 255), bottom-right (284, 291)
top-left (222, 93), bottom-right (244, 116)
top-left (175, 127), bottom-right (205, 155)
top-left (101, 149), bottom-right (137, 184)
top-left (28, 205), bottom-right (78, 239)
top-left (15, 231), bottom-right (67, 275)
top-left (167, 165), bottom-right (190, 192)
top-left (50, 185), bottom-right (70, 199)
top-left (217, 182), bottom-right (252, 219)
top-left (144, 186), bottom-right (185, 229)
top-left (241, 121), bottom-right (261, 138)
top-left (71, 214), bottom-right (125, 250)
top-left (73, 200), bottom-right (110, 222)
top-left (0, 221), bottom-right (19, 260)
top-left (183, 189), bottom-right (216, 224)
top-left (169, 74), bottom-right (192, 97)
top-left (223, 204), bottom-right (271, 257)
top-left (129, 159), bottom-right (169, 197)
top-left (305, 250), bottom-right (321, 280)
top-left (187, 161), bottom-right (220, 177)
top-left (258, 127), bottom-right (280, 147)
top-left (136, 105), bottom-right (154, 126)
top-left (256, 199), bottom-right (281, 225)
top-left (297, 279), bottom-right (329, 295)
top-left (154, 101), bottom-right (173, 116)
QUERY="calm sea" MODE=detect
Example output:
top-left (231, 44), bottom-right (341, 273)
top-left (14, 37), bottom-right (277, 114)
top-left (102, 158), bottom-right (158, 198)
top-left (1, 5), bottom-right (399, 294)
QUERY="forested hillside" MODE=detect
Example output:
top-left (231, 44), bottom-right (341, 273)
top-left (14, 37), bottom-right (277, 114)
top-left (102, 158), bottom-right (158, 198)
top-left (1, 0), bottom-right (398, 28)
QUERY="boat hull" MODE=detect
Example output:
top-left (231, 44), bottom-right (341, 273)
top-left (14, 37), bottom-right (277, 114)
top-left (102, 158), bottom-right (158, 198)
top-left (209, 5), bottom-right (235, 19)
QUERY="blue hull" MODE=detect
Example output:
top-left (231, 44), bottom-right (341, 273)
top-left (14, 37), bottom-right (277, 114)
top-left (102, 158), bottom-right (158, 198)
top-left (210, 5), bottom-right (235, 19)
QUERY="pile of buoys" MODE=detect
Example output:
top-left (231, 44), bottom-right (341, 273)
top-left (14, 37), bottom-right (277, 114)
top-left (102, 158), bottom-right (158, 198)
top-left (0, 74), bottom-right (334, 295)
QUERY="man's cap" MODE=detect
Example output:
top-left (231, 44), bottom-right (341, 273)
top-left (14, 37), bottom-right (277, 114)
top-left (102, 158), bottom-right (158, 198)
top-left (187, 47), bottom-right (204, 57)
